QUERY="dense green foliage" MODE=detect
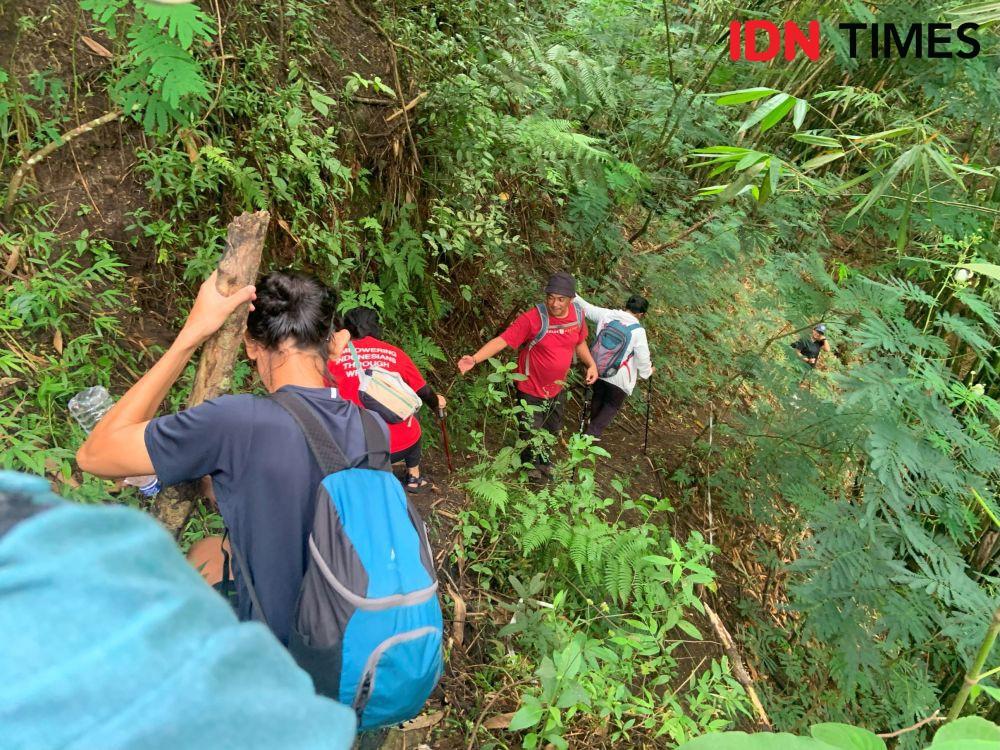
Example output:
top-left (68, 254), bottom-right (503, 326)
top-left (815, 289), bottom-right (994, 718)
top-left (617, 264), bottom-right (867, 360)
top-left (2, 0), bottom-right (1000, 747)
top-left (680, 716), bottom-right (1000, 750)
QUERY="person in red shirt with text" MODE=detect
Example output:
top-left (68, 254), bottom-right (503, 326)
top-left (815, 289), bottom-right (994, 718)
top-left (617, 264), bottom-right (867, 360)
top-left (328, 307), bottom-right (445, 493)
top-left (458, 272), bottom-right (598, 479)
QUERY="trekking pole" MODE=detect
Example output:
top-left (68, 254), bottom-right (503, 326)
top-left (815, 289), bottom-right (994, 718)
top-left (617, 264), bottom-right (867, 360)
top-left (578, 385), bottom-right (593, 434)
top-left (643, 375), bottom-right (653, 455)
top-left (438, 407), bottom-right (454, 473)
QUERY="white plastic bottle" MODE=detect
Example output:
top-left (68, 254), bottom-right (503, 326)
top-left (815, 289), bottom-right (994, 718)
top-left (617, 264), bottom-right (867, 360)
top-left (69, 386), bottom-right (162, 497)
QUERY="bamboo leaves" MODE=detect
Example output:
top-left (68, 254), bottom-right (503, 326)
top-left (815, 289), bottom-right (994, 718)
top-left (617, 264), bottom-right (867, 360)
top-left (801, 150), bottom-right (846, 171)
top-left (846, 145), bottom-right (920, 218)
top-left (948, 2), bottom-right (1000, 26)
top-left (698, 84), bottom-right (998, 217)
top-left (688, 146), bottom-right (787, 205)
top-left (709, 88), bottom-right (809, 134)
top-left (741, 94), bottom-right (796, 133)
top-left (713, 87), bottom-right (778, 106)
top-left (844, 143), bottom-right (993, 219)
top-left (792, 98), bottom-right (808, 130)
top-left (792, 132), bottom-right (841, 148)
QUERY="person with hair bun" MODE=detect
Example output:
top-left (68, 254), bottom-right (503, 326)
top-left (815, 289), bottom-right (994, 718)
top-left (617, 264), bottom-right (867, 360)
top-left (77, 270), bottom-right (381, 647)
top-left (328, 307), bottom-right (446, 493)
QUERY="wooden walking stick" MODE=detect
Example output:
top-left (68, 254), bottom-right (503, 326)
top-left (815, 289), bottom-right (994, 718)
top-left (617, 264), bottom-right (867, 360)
top-left (438, 407), bottom-right (454, 473)
top-left (153, 210), bottom-right (270, 536)
top-left (642, 375), bottom-right (653, 454)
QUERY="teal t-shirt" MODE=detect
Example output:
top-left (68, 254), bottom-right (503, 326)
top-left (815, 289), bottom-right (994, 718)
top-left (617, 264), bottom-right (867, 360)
top-left (0, 470), bottom-right (357, 750)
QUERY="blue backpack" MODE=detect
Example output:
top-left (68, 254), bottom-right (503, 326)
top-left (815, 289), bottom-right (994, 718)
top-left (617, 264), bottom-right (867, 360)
top-left (590, 319), bottom-right (641, 378)
top-left (230, 392), bottom-right (444, 731)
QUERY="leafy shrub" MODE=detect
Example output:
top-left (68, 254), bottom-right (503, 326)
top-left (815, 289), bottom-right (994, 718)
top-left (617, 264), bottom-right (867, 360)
top-left (80, 0), bottom-right (214, 132)
top-left (678, 716), bottom-right (1000, 750)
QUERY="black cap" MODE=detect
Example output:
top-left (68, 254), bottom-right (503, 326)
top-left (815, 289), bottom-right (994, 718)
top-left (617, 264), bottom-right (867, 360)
top-left (544, 272), bottom-right (576, 298)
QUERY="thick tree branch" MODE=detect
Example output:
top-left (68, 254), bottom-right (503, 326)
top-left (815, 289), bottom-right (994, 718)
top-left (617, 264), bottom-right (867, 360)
top-left (152, 210), bottom-right (270, 535)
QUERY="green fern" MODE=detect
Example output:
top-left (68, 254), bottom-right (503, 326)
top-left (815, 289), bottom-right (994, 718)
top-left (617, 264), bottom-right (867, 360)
top-left (81, 0), bottom-right (213, 133)
top-left (199, 146), bottom-right (267, 210)
top-left (467, 476), bottom-right (509, 511)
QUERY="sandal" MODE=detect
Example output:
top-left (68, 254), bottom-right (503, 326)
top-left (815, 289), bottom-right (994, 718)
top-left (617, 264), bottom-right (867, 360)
top-left (404, 474), bottom-right (431, 494)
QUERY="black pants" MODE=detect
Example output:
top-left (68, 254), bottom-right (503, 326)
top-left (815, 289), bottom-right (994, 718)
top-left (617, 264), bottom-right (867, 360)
top-left (390, 439), bottom-right (422, 470)
top-left (584, 380), bottom-right (627, 438)
top-left (514, 390), bottom-right (566, 467)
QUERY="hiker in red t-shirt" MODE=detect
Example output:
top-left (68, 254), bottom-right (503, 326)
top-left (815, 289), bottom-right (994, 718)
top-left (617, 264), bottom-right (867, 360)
top-left (458, 272), bottom-right (598, 478)
top-left (328, 307), bottom-right (445, 493)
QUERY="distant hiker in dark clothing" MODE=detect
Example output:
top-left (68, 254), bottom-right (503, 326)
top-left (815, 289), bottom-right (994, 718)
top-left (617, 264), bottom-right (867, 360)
top-left (792, 324), bottom-right (831, 367)
top-left (575, 293), bottom-right (654, 439)
top-left (458, 272), bottom-right (598, 478)
top-left (328, 307), bottom-right (446, 494)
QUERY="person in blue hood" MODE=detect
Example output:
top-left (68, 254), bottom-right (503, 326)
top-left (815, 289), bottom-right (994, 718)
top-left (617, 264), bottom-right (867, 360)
top-left (0, 469), bottom-right (357, 750)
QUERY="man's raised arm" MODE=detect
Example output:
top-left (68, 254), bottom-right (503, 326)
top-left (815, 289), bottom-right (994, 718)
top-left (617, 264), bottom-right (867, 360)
top-left (574, 294), bottom-right (613, 323)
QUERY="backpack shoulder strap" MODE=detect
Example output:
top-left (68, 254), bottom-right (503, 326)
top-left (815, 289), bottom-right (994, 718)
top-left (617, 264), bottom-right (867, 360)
top-left (223, 527), bottom-right (270, 626)
top-left (573, 302), bottom-right (584, 330)
top-left (529, 304), bottom-right (549, 348)
top-left (358, 409), bottom-right (391, 472)
top-left (620, 323), bottom-right (643, 364)
top-left (270, 390), bottom-right (350, 475)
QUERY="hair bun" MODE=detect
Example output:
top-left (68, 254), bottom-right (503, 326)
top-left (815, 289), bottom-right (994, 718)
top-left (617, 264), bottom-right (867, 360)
top-left (246, 270), bottom-right (338, 353)
top-left (256, 274), bottom-right (299, 316)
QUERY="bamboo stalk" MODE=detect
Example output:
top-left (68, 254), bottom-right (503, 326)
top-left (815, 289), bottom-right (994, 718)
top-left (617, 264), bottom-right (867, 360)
top-left (703, 600), bottom-right (772, 729)
top-left (946, 604), bottom-right (1000, 722)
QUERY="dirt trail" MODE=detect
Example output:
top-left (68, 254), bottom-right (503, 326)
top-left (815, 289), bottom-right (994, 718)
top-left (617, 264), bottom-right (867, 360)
top-left (397, 383), bottom-right (743, 747)
top-left (4, 4), bottom-right (766, 744)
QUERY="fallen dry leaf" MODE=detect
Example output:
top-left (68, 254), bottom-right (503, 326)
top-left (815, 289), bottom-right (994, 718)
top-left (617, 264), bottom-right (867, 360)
top-left (276, 216), bottom-right (299, 242)
top-left (180, 130), bottom-right (200, 163)
top-left (52, 328), bottom-right (63, 354)
top-left (400, 710), bottom-right (444, 731)
top-left (4, 244), bottom-right (21, 274)
top-left (448, 585), bottom-right (467, 647)
top-left (483, 712), bottom-right (515, 730)
top-left (81, 36), bottom-right (113, 58)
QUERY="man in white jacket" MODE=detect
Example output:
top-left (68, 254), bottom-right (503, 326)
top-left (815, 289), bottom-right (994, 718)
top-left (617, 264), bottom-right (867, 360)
top-left (575, 293), bottom-right (654, 439)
